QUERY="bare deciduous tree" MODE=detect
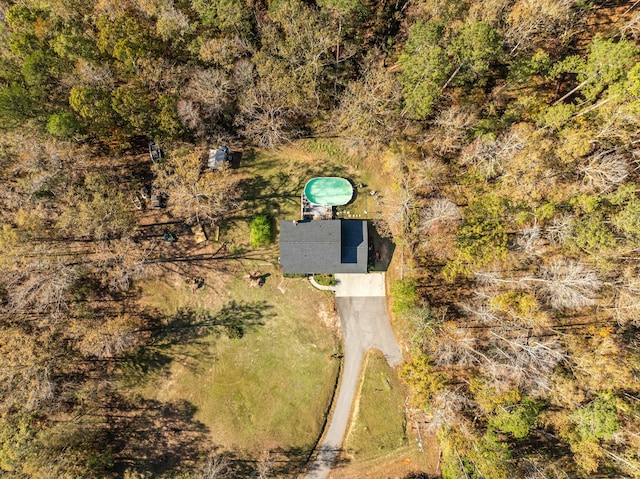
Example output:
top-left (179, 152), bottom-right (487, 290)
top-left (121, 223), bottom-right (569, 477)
top-left (461, 300), bottom-right (501, 325)
top-left (188, 69), bottom-right (234, 113)
top-left (473, 257), bottom-right (600, 311)
top-left (232, 58), bottom-right (256, 89)
top-left (615, 276), bottom-right (640, 326)
top-left (0, 327), bottom-right (56, 413)
top-left (428, 389), bottom-right (473, 434)
top-left (430, 105), bottom-right (477, 155)
top-left (56, 174), bottom-right (138, 241)
top-left (137, 57), bottom-right (186, 93)
top-left (78, 314), bottom-right (141, 359)
top-left (621, 11), bottom-right (640, 41)
top-left (545, 213), bottom-right (574, 246)
top-left (516, 224), bottom-right (545, 257)
top-left (199, 36), bottom-right (252, 67)
top-left (235, 87), bottom-right (302, 149)
top-left (488, 332), bottom-right (565, 390)
top-left (521, 458), bottom-right (570, 479)
top-left (5, 258), bottom-right (78, 318)
top-left (579, 150), bottom-right (629, 193)
top-left (178, 68), bottom-right (234, 136)
top-left (177, 99), bottom-right (205, 134)
top-left (94, 238), bottom-right (156, 292)
top-left (386, 177), bottom-right (416, 235)
top-left (156, 4), bottom-right (191, 41)
top-left (335, 63), bottom-right (405, 153)
top-left (95, 0), bottom-right (144, 17)
top-left (460, 130), bottom-right (524, 179)
top-left (540, 259), bottom-right (601, 310)
top-left (419, 198), bottom-right (461, 232)
top-left (154, 152), bottom-right (241, 225)
top-left (504, 0), bottom-right (575, 54)
top-left (411, 156), bottom-right (448, 193)
top-left (256, 451), bottom-right (273, 479)
top-left (474, 269), bottom-right (511, 288)
top-left (196, 454), bottom-right (229, 479)
top-left (430, 323), bottom-right (483, 368)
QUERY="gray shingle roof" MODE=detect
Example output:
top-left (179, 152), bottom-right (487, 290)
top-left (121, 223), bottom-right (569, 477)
top-left (279, 219), bottom-right (368, 274)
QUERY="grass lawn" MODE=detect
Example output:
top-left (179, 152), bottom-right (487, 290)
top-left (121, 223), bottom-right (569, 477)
top-left (125, 140), bottom-right (397, 467)
top-left (345, 350), bottom-right (407, 461)
top-left (133, 259), bottom-right (340, 457)
top-left (224, 140), bottom-right (382, 243)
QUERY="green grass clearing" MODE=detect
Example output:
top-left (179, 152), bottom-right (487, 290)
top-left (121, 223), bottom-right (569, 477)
top-left (132, 263), bottom-right (340, 457)
top-left (125, 141), bottom-right (390, 462)
top-left (345, 350), bottom-right (407, 461)
top-left (220, 141), bottom-right (380, 250)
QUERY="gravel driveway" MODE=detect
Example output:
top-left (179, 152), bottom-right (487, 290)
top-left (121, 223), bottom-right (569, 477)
top-left (304, 273), bottom-right (402, 479)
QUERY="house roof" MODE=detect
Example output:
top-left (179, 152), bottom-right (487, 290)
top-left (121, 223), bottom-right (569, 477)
top-left (279, 219), bottom-right (368, 274)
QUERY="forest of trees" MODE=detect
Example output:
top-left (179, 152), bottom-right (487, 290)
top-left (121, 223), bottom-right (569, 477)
top-left (1, 0), bottom-right (640, 477)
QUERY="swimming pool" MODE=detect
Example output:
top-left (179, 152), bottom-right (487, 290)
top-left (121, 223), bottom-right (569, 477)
top-left (304, 177), bottom-right (353, 206)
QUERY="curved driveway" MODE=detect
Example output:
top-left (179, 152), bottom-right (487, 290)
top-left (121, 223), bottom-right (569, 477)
top-left (304, 273), bottom-right (403, 479)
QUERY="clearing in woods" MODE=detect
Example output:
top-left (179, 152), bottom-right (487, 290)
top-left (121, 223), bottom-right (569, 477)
top-left (125, 141), bottom-right (433, 474)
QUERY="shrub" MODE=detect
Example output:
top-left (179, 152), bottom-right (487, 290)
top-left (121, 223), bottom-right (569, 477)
top-left (313, 274), bottom-right (336, 286)
top-left (570, 213), bottom-right (616, 252)
top-left (391, 278), bottom-right (418, 314)
top-left (535, 202), bottom-right (556, 221)
top-left (250, 214), bottom-right (273, 247)
top-left (444, 195), bottom-right (509, 280)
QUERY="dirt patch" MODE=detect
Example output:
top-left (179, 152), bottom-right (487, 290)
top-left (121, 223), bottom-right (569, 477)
top-left (318, 298), bottom-right (341, 334)
top-left (329, 444), bottom-right (438, 479)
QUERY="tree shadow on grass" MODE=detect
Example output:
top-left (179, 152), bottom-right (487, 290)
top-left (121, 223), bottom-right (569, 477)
top-left (107, 393), bottom-right (210, 476)
top-left (233, 172), bottom-right (302, 224)
top-left (116, 347), bottom-right (174, 387)
top-left (110, 378), bottom-right (343, 477)
top-left (266, 446), bottom-right (313, 476)
top-left (117, 300), bottom-right (273, 384)
top-left (107, 394), bottom-right (328, 478)
top-left (109, 301), bottom-right (275, 475)
top-left (156, 299), bottom-right (272, 342)
top-left (204, 445), bottom-right (349, 478)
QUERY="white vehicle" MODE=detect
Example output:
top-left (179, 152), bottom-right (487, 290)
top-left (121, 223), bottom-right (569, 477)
top-left (208, 146), bottom-right (232, 170)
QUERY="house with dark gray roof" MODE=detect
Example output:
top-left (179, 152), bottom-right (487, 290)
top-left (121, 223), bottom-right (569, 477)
top-left (279, 219), bottom-right (368, 274)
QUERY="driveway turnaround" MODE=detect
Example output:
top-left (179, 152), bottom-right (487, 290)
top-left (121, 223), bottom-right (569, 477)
top-left (304, 273), bottom-right (402, 479)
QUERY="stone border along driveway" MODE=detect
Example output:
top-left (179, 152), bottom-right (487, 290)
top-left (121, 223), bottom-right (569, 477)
top-left (304, 272), bottom-right (403, 479)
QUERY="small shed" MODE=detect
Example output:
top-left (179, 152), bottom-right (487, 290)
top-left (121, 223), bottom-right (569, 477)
top-left (208, 146), bottom-right (232, 170)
